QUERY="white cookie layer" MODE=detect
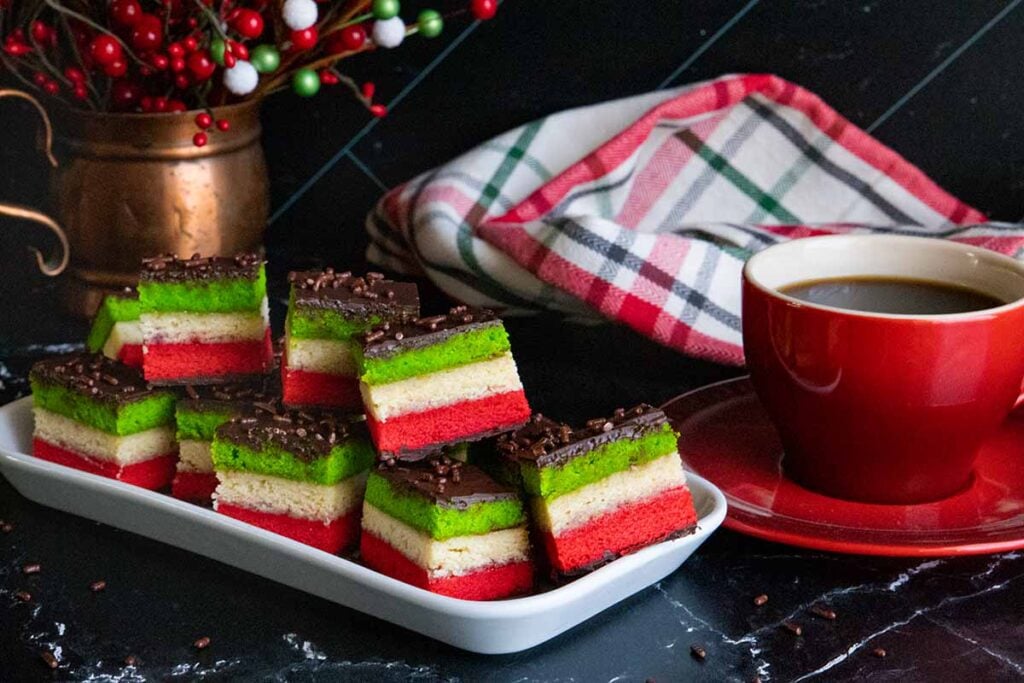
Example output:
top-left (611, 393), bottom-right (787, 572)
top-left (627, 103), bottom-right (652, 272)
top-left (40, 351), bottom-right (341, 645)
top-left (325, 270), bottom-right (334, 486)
top-left (101, 321), bottom-right (142, 359)
top-left (532, 452), bottom-right (687, 536)
top-left (140, 298), bottom-right (269, 344)
top-left (214, 470), bottom-right (366, 523)
top-left (360, 353), bottom-right (523, 421)
top-left (33, 407), bottom-right (175, 465)
top-left (361, 503), bottom-right (530, 579)
top-left (285, 333), bottom-right (356, 375)
top-left (177, 439), bottom-right (213, 473)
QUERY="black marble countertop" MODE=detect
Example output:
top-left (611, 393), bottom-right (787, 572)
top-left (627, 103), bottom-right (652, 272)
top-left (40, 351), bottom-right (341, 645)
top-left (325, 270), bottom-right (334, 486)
top-left (4, 1), bottom-right (1024, 680)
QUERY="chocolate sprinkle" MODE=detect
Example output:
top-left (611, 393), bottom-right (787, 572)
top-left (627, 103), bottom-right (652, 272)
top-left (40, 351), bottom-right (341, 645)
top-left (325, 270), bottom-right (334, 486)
top-left (193, 636), bottom-right (211, 650)
top-left (140, 252), bottom-right (262, 283)
top-left (375, 458), bottom-right (518, 509)
top-left (177, 377), bottom-right (279, 415)
top-left (30, 353), bottom-right (163, 405)
top-left (89, 580), bottom-right (107, 593)
top-left (810, 605), bottom-right (837, 620)
top-left (40, 651), bottom-right (59, 669)
top-left (496, 404), bottom-right (669, 469)
top-left (289, 269), bottom-right (419, 319)
top-left (360, 306), bottom-right (501, 359)
top-left (124, 655), bottom-right (139, 667)
top-left (753, 594), bottom-right (769, 607)
top-left (1, 521), bottom-right (12, 533)
top-left (872, 647), bottom-right (887, 658)
top-left (22, 563), bottom-right (41, 575)
top-left (15, 591), bottom-right (31, 602)
top-left (782, 621), bottom-right (803, 636)
top-left (216, 406), bottom-right (366, 461)
top-left (690, 644), bottom-right (707, 661)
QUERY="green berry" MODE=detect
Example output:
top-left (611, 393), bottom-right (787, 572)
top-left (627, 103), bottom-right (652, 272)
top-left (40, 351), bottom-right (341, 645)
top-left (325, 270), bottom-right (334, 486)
top-left (250, 44), bottom-right (281, 73)
top-left (417, 9), bottom-right (443, 38)
top-left (372, 0), bottom-right (400, 20)
top-left (210, 38), bottom-right (227, 66)
top-left (292, 68), bottom-right (320, 97)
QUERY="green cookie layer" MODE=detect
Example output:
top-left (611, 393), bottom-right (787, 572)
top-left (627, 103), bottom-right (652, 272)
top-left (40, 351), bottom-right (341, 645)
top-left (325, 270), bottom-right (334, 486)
top-left (364, 473), bottom-right (526, 541)
top-left (520, 423), bottom-right (678, 500)
top-left (286, 293), bottom-right (382, 341)
top-left (86, 294), bottom-right (141, 353)
top-left (357, 324), bottom-right (510, 386)
top-left (139, 265), bottom-right (266, 313)
top-left (31, 380), bottom-right (175, 436)
top-left (210, 437), bottom-right (374, 485)
top-left (176, 407), bottom-right (233, 441)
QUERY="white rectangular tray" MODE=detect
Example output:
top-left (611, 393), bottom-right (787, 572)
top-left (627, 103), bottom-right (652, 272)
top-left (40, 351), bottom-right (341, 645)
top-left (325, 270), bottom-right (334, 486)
top-left (0, 396), bottom-right (726, 654)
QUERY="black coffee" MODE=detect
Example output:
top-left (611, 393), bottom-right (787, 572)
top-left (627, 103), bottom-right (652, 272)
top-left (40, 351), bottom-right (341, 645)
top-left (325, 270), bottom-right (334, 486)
top-left (780, 277), bottom-right (1006, 314)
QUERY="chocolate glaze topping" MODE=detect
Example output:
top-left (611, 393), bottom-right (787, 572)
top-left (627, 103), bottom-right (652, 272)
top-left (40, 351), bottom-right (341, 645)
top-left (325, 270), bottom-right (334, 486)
top-left (361, 306), bottom-right (501, 359)
top-left (496, 404), bottom-right (669, 469)
top-left (30, 353), bottom-right (162, 404)
top-left (216, 406), bottom-right (367, 461)
top-left (289, 270), bottom-right (419, 318)
top-left (178, 377), bottom-right (279, 415)
top-left (377, 456), bottom-right (518, 509)
top-left (140, 252), bottom-right (263, 283)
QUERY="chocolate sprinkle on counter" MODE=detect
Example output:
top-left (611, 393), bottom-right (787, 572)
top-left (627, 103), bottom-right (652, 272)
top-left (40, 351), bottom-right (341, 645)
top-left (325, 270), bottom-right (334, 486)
top-left (40, 651), bottom-right (59, 669)
top-left (376, 457), bottom-right (518, 509)
top-left (690, 644), bottom-right (707, 661)
top-left (1, 521), bottom-right (12, 533)
top-left (89, 580), bottom-right (107, 593)
top-left (216, 407), bottom-right (367, 461)
top-left (872, 647), bottom-right (887, 658)
top-left (15, 591), bottom-right (32, 602)
top-left (22, 563), bottom-right (41, 575)
top-left (193, 636), bottom-right (211, 650)
top-left (753, 594), bottom-right (769, 607)
top-left (360, 306), bottom-right (501, 359)
top-left (140, 252), bottom-right (263, 283)
top-left (30, 353), bottom-right (163, 405)
top-left (496, 405), bottom-right (669, 469)
top-left (289, 269), bottom-right (419, 318)
top-left (810, 605), bottom-right (837, 620)
top-left (124, 655), bottom-right (139, 667)
top-left (782, 621), bottom-right (803, 636)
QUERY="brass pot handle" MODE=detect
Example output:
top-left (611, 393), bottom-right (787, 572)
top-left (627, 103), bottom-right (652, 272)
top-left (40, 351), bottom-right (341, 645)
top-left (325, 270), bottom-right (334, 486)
top-left (0, 89), bottom-right (69, 276)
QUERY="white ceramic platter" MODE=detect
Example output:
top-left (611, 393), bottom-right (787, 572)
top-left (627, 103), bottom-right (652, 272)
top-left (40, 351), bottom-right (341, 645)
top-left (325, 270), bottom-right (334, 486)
top-left (0, 396), bottom-right (726, 654)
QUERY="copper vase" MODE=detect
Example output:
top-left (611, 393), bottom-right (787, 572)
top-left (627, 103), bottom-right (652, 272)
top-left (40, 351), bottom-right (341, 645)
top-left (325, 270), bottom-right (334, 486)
top-left (0, 93), bottom-right (269, 316)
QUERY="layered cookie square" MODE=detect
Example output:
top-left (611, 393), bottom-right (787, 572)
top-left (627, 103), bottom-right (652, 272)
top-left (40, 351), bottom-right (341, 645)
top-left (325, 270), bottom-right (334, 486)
top-left (283, 270), bottom-right (418, 410)
top-left (86, 288), bottom-right (143, 368)
top-left (30, 353), bottom-right (177, 489)
top-left (138, 253), bottom-right (272, 384)
top-left (173, 381), bottom-right (277, 503)
top-left (360, 457), bottom-right (533, 600)
top-left (357, 307), bottom-right (531, 459)
top-left (211, 409), bottom-right (375, 553)
top-left (496, 406), bottom-right (697, 577)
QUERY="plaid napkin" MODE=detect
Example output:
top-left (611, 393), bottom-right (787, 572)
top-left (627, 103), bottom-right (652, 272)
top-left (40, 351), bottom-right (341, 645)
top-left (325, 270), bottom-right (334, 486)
top-left (366, 73), bottom-right (1024, 366)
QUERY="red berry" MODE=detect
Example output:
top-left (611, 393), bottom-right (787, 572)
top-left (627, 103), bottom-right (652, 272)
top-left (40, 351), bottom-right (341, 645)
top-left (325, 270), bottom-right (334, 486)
top-left (131, 14), bottom-right (163, 51)
top-left (43, 80), bottom-right (59, 95)
top-left (140, 95), bottom-right (154, 112)
top-left (232, 10), bottom-right (264, 39)
top-left (106, 58), bottom-right (128, 78)
top-left (167, 42), bottom-right (184, 58)
top-left (171, 57), bottom-right (186, 72)
top-left (187, 51), bottom-right (215, 80)
top-left (289, 27), bottom-right (318, 51)
top-left (174, 73), bottom-right (190, 89)
top-left (369, 103), bottom-right (387, 117)
top-left (223, 51), bottom-right (237, 68)
top-left (153, 96), bottom-right (168, 112)
top-left (151, 53), bottom-right (169, 70)
top-left (228, 41), bottom-right (248, 60)
top-left (187, 18), bottom-right (198, 29)
top-left (193, 132), bottom-right (208, 147)
top-left (30, 21), bottom-right (53, 45)
top-left (215, 119), bottom-right (230, 131)
top-left (327, 24), bottom-right (365, 54)
top-left (33, 71), bottom-right (48, 86)
top-left (111, 79), bottom-right (141, 109)
top-left (72, 84), bottom-right (89, 100)
top-left (361, 81), bottom-right (375, 100)
top-left (64, 66), bottom-right (86, 83)
top-left (470, 0), bottom-right (497, 20)
top-left (90, 35), bottom-right (123, 66)
top-left (167, 99), bottom-right (187, 113)
top-left (319, 70), bottom-right (339, 85)
top-left (183, 36), bottom-right (198, 52)
top-left (195, 112), bottom-right (213, 129)
top-left (111, 0), bottom-right (142, 27)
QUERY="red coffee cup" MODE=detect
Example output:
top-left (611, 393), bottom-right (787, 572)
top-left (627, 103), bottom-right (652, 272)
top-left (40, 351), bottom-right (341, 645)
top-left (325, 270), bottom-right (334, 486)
top-left (742, 235), bottom-right (1024, 504)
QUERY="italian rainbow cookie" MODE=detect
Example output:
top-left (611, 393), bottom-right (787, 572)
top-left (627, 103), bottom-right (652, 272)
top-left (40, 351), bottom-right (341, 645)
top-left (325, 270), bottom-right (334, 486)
top-left (283, 270), bottom-right (418, 410)
top-left (86, 288), bottom-right (143, 368)
top-left (138, 253), bottom-right (272, 384)
top-left (360, 457), bottom-right (533, 600)
top-left (172, 381), bottom-right (277, 503)
top-left (495, 405), bottom-right (698, 578)
top-left (211, 409), bottom-right (375, 553)
top-left (30, 353), bottom-right (177, 489)
top-left (357, 307), bottom-right (531, 459)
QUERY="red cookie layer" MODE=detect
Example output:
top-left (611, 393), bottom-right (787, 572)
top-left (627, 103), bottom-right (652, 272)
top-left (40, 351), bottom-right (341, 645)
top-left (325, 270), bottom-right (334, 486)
top-left (360, 531), bottom-right (534, 600)
top-left (142, 328), bottom-right (272, 382)
top-left (32, 438), bottom-right (175, 490)
top-left (171, 471), bottom-right (218, 502)
top-left (366, 390), bottom-right (531, 454)
top-left (282, 366), bottom-right (361, 410)
top-left (216, 502), bottom-right (361, 554)
top-left (542, 487), bottom-right (698, 575)
top-left (117, 343), bottom-right (143, 369)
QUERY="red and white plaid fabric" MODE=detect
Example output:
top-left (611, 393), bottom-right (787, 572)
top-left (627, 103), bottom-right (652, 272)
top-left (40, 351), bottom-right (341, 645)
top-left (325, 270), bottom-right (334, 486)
top-left (367, 74), bottom-right (1022, 366)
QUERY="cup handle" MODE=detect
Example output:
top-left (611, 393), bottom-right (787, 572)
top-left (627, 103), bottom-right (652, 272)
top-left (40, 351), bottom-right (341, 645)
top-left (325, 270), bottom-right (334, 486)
top-left (0, 89), bottom-right (69, 276)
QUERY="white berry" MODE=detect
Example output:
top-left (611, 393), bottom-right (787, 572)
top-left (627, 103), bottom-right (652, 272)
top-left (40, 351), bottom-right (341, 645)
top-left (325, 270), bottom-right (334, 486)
top-left (283, 0), bottom-right (318, 31)
top-left (372, 16), bottom-right (406, 49)
top-left (223, 60), bottom-right (259, 96)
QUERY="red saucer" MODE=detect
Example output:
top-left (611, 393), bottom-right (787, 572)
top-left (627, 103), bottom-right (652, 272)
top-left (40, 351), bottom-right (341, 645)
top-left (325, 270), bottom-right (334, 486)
top-left (662, 377), bottom-right (1024, 556)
